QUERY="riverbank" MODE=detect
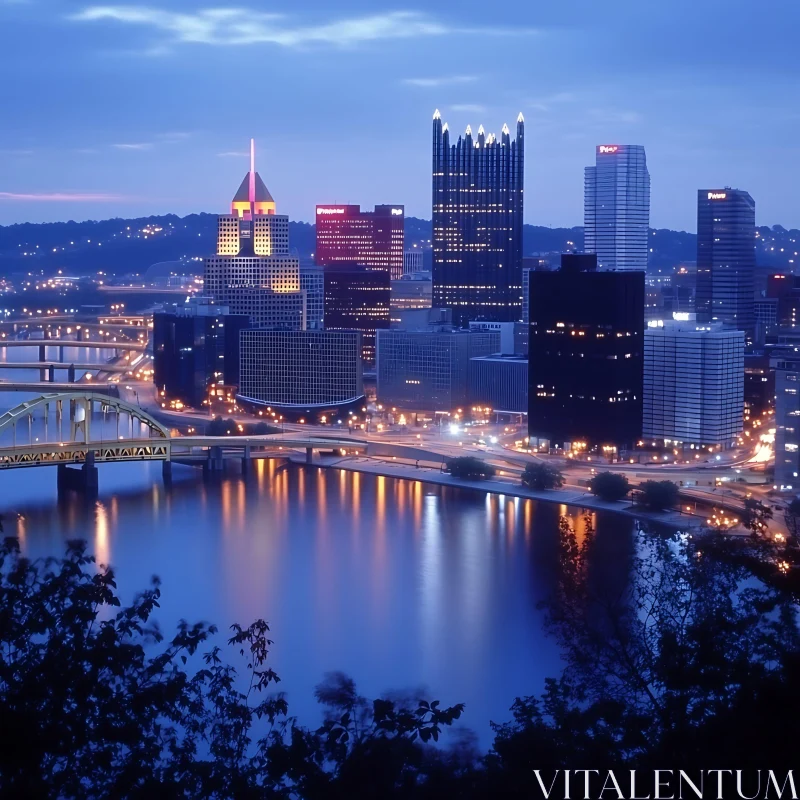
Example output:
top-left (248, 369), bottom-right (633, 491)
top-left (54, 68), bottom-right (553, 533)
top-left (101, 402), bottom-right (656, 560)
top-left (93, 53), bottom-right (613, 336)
top-left (289, 453), bottom-right (703, 530)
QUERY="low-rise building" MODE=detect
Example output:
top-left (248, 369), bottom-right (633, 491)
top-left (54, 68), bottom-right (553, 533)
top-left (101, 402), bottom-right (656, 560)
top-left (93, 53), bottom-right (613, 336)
top-left (376, 328), bottom-right (499, 411)
top-left (238, 329), bottom-right (363, 414)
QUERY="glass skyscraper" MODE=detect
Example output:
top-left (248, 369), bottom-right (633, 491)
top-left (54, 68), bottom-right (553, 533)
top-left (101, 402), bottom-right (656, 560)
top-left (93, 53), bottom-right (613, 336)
top-left (584, 145), bottom-right (650, 272)
top-left (695, 188), bottom-right (755, 334)
top-left (432, 110), bottom-right (524, 326)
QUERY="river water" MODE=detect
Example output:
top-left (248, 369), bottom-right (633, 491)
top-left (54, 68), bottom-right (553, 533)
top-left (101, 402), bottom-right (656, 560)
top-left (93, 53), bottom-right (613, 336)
top-left (0, 346), bottom-right (637, 746)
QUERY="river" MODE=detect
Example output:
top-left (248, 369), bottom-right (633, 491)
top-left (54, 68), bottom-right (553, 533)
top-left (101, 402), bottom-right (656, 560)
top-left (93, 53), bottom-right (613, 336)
top-left (0, 347), bottom-right (637, 747)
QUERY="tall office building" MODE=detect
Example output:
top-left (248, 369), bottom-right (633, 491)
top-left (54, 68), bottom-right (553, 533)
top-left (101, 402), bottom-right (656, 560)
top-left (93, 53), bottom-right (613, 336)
top-left (300, 264), bottom-right (325, 330)
top-left (204, 140), bottom-right (306, 329)
top-left (774, 352), bottom-right (800, 490)
top-left (323, 263), bottom-right (390, 364)
top-left (153, 298), bottom-right (250, 408)
top-left (584, 145), bottom-right (650, 272)
top-left (528, 259), bottom-right (644, 450)
top-left (643, 317), bottom-right (744, 447)
top-left (695, 188), bottom-right (755, 334)
top-left (315, 204), bottom-right (404, 280)
top-left (432, 110), bottom-right (524, 325)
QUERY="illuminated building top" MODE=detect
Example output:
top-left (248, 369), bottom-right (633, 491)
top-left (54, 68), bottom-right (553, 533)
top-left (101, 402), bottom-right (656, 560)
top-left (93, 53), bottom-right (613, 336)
top-left (230, 139), bottom-right (276, 219)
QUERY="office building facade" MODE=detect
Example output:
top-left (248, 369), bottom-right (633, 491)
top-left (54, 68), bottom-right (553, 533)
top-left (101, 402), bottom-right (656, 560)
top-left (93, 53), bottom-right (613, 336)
top-left (584, 145), bottom-right (650, 272)
top-left (469, 355), bottom-right (528, 413)
top-left (204, 140), bottom-right (305, 330)
top-left (315, 204), bottom-right (404, 280)
top-left (153, 299), bottom-right (250, 408)
top-left (391, 273), bottom-right (433, 318)
top-left (376, 328), bottom-right (499, 411)
top-left (324, 263), bottom-right (390, 364)
top-left (774, 354), bottom-right (800, 490)
top-left (695, 188), bottom-right (755, 333)
top-left (300, 264), bottom-right (324, 329)
top-left (432, 110), bottom-right (524, 325)
top-left (528, 268), bottom-right (644, 449)
top-left (643, 318), bottom-right (744, 447)
top-left (403, 249), bottom-right (425, 275)
top-left (238, 330), bottom-right (364, 412)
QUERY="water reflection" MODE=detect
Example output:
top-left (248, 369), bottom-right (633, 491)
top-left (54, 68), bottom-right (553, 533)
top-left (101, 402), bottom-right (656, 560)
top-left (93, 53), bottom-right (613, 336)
top-left (2, 461), bottom-right (636, 745)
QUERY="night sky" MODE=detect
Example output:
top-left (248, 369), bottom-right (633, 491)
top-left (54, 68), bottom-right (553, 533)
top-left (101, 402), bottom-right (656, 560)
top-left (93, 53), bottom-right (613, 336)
top-left (0, 0), bottom-right (797, 230)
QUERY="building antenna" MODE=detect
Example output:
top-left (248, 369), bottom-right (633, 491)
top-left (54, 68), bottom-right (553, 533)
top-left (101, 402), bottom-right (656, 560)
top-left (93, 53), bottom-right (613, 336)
top-left (249, 138), bottom-right (256, 216)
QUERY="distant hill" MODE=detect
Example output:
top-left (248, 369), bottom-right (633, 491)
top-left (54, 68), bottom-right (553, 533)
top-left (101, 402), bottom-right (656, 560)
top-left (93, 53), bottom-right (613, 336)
top-left (0, 213), bottom-right (797, 276)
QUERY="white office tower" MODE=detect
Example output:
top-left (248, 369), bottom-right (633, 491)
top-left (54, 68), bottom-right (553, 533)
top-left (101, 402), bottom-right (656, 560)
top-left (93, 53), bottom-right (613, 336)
top-left (204, 139), bottom-right (306, 329)
top-left (584, 144), bottom-right (650, 272)
top-left (643, 315), bottom-right (744, 448)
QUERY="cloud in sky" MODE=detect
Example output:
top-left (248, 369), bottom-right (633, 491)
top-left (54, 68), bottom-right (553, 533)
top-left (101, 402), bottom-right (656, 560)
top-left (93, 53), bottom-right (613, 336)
top-left (402, 76), bottom-right (476, 88)
top-left (0, 191), bottom-right (130, 202)
top-left (217, 151), bottom-right (249, 158)
top-left (70, 7), bottom-right (531, 49)
top-left (112, 142), bottom-right (153, 150)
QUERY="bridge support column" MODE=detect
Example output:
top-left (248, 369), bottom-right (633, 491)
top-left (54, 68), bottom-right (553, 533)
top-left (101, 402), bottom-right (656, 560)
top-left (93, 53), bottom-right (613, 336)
top-left (59, 345), bottom-right (64, 363)
top-left (305, 446), bottom-right (313, 464)
top-left (38, 344), bottom-right (45, 362)
top-left (206, 445), bottom-right (224, 472)
top-left (57, 451), bottom-right (98, 495)
top-left (241, 444), bottom-right (252, 474)
top-left (68, 364), bottom-right (75, 383)
top-left (162, 460), bottom-right (172, 482)
top-left (47, 365), bottom-right (55, 382)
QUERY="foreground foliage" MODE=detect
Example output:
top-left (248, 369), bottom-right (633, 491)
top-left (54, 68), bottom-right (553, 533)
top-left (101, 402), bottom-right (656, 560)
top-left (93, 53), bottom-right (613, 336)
top-left (2, 519), bottom-right (799, 797)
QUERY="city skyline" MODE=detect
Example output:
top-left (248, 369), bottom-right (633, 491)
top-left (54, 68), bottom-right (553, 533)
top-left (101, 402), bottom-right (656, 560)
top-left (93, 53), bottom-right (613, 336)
top-left (1, 0), bottom-right (799, 230)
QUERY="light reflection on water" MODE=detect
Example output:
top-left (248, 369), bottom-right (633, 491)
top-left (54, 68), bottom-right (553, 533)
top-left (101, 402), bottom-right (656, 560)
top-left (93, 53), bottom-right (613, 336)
top-left (0, 451), bottom-right (635, 745)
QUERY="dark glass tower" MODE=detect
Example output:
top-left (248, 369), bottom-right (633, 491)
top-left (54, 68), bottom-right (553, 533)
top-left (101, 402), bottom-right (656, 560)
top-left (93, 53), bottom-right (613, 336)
top-left (528, 258), bottom-right (644, 450)
top-left (432, 110), bottom-right (524, 326)
top-left (696, 188), bottom-right (755, 334)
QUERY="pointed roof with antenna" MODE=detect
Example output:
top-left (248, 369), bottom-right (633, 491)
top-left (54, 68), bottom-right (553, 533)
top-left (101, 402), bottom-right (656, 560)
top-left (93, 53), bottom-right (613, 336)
top-left (231, 139), bottom-right (276, 217)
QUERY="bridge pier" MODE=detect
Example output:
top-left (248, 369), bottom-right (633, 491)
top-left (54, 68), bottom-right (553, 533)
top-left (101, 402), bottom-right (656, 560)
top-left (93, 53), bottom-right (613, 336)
top-left (162, 460), bottom-right (172, 482)
top-left (305, 446), bottom-right (313, 464)
top-left (205, 445), bottom-right (224, 472)
top-left (68, 364), bottom-right (75, 383)
top-left (57, 451), bottom-right (98, 495)
top-left (241, 444), bottom-right (252, 474)
top-left (47, 365), bottom-right (55, 382)
top-left (59, 345), bottom-right (64, 363)
top-left (38, 344), bottom-right (45, 362)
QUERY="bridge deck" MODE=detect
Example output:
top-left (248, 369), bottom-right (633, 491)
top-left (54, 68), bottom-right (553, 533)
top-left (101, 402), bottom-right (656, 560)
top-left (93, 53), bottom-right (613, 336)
top-left (0, 362), bottom-right (131, 372)
top-left (0, 341), bottom-right (146, 351)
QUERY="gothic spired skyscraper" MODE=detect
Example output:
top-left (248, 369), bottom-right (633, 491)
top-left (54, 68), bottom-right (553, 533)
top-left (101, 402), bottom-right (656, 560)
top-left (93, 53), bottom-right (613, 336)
top-left (432, 110), bottom-right (524, 326)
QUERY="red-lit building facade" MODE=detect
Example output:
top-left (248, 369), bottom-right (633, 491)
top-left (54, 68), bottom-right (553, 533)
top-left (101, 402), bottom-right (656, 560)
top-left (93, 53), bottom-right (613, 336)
top-left (315, 204), bottom-right (404, 280)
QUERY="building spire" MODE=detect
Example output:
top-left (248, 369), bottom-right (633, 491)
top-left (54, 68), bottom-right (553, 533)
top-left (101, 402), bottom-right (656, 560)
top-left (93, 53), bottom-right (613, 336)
top-left (249, 138), bottom-right (256, 210)
top-left (517, 112), bottom-right (525, 124)
top-left (433, 108), bottom-right (441, 120)
top-left (465, 124), bottom-right (472, 136)
top-left (478, 124), bottom-right (485, 136)
top-left (501, 122), bottom-right (510, 136)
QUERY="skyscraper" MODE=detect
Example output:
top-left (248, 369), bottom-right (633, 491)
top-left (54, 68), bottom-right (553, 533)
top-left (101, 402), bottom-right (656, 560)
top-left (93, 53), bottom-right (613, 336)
top-left (528, 257), bottom-right (644, 450)
top-left (584, 145), bottom-right (650, 272)
top-left (323, 263), bottom-right (390, 365)
top-left (204, 140), bottom-right (306, 329)
top-left (432, 110), bottom-right (524, 326)
top-left (695, 188), bottom-right (756, 334)
top-left (315, 204), bottom-right (404, 280)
